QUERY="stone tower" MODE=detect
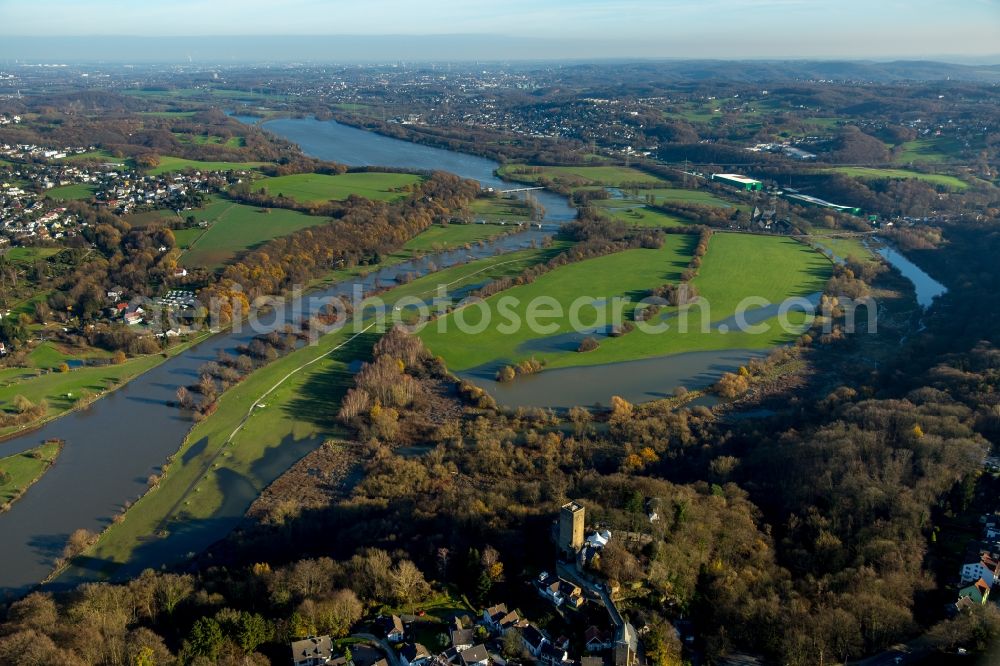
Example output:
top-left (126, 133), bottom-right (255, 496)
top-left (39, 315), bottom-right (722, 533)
top-left (559, 501), bottom-right (585, 557)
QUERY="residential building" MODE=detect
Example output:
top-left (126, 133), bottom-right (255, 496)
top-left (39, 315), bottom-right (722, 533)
top-left (290, 635), bottom-right (335, 666)
top-left (584, 626), bottom-right (614, 652)
top-left (958, 578), bottom-right (991, 605)
top-left (450, 628), bottom-right (475, 651)
top-left (540, 643), bottom-right (570, 666)
top-left (483, 604), bottom-right (509, 631)
top-left (961, 552), bottom-right (1000, 586)
top-left (459, 645), bottom-right (490, 666)
top-left (380, 615), bottom-right (405, 643)
top-left (521, 625), bottom-right (548, 657)
top-left (401, 643), bottom-right (431, 666)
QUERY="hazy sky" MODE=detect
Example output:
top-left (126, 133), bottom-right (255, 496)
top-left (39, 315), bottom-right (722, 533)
top-left (2, 0), bottom-right (998, 59)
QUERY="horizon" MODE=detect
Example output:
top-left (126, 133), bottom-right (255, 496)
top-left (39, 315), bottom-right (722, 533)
top-left (1, 0), bottom-right (998, 61)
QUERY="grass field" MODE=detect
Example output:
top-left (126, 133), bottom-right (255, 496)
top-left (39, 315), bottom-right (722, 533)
top-left (4, 247), bottom-right (61, 264)
top-left (820, 166), bottom-right (968, 190)
top-left (402, 224), bottom-right (515, 253)
top-left (598, 205), bottom-right (692, 228)
top-left (174, 198), bottom-right (334, 269)
top-left (807, 232), bottom-right (875, 265)
top-left (893, 137), bottom-right (962, 164)
top-left (45, 183), bottom-right (96, 200)
top-left (58, 245), bottom-right (566, 580)
top-left (469, 197), bottom-right (532, 222)
top-left (634, 186), bottom-right (738, 208)
top-left (257, 172), bottom-right (424, 204)
top-left (420, 233), bottom-right (831, 372)
top-left (136, 111), bottom-right (197, 118)
top-left (498, 164), bottom-right (664, 187)
top-left (0, 439), bottom-right (62, 509)
top-left (57, 150), bottom-right (126, 165)
top-left (147, 156), bottom-right (268, 176)
top-left (174, 132), bottom-right (245, 148)
top-left (0, 336), bottom-right (208, 440)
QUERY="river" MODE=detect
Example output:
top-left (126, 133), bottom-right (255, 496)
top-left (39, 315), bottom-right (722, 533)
top-left (0, 117), bottom-right (946, 595)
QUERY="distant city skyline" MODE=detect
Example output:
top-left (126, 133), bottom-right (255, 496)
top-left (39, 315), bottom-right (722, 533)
top-left (1, 0), bottom-right (998, 61)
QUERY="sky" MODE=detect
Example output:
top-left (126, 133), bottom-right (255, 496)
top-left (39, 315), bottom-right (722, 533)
top-left (1, 0), bottom-right (998, 60)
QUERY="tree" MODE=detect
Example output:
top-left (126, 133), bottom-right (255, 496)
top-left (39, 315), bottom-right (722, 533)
top-left (390, 560), bottom-right (430, 607)
top-left (313, 590), bottom-right (363, 638)
top-left (155, 573), bottom-right (194, 617)
top-left (62, 528), bottom-right (95, 559)
top-left (232, 611), bottom-right (272, 654)
top-left (185, 617), bottom-right (225, 662)
top-left (502, 629), bottom-right (526, 659)
top-left (4, 593), bottom-right (58, 633)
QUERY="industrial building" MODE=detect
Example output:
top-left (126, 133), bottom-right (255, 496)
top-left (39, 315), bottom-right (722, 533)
top-left (781, 191), bottom-right (861, 216)
top-left (711, 173), bottom-right (763, 191)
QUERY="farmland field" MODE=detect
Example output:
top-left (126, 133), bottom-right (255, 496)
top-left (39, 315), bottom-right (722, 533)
top-left (257, 172), bottom-right (424, 203)
top-left (820, 166), bottom-right (967, 190)
top-left (419, 233), bottom-right (831, 372)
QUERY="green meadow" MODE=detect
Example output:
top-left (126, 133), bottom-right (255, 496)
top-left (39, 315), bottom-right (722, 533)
top-left (820, 166), bottom-right (967, 190)
top-left (402, 223), bottom-right (516, 253)
top-left (419, 233), bottom-right (831, 372)
top-left (173, 132), bottom-right (245, 148)
top-left (469, 197), bottom-right (532, 222)
top-left (175, 198), bottom-right (333, 269)
top-left (893, 136), bottom-right (963, 164)
top-left (257, 172), bottom-right (424, 204)
top-left (634, 186), bottom-right (738, 208)
top-left (0, 339), bottom-right (206, 440)
top-left (147, 156), bottom-right (268, 176)
top-left (598, 205), bottom-right (692, 228)
top-left (0, 439), bottom-right (63, 509)
top-left (45, 183), bottom-right (96, 200)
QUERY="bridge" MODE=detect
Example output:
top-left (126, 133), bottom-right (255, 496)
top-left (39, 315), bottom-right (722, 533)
top-left (499, 186), bottom-right (545, 193)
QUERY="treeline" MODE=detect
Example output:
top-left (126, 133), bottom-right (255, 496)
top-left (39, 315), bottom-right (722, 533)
top-left (199, 172), bottom-right (481, 320)
top-left (0, 550), bottom-right (437, 665)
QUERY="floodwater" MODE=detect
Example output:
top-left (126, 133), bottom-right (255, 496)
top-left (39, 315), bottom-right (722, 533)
top-left (458, 349), bottom-right (765, 410)
top-left (873, 243), bottom-right (947, 309)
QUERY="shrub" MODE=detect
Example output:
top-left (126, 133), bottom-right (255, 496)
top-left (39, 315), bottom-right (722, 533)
top-left (578, 337), bottom-right (600, 353)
